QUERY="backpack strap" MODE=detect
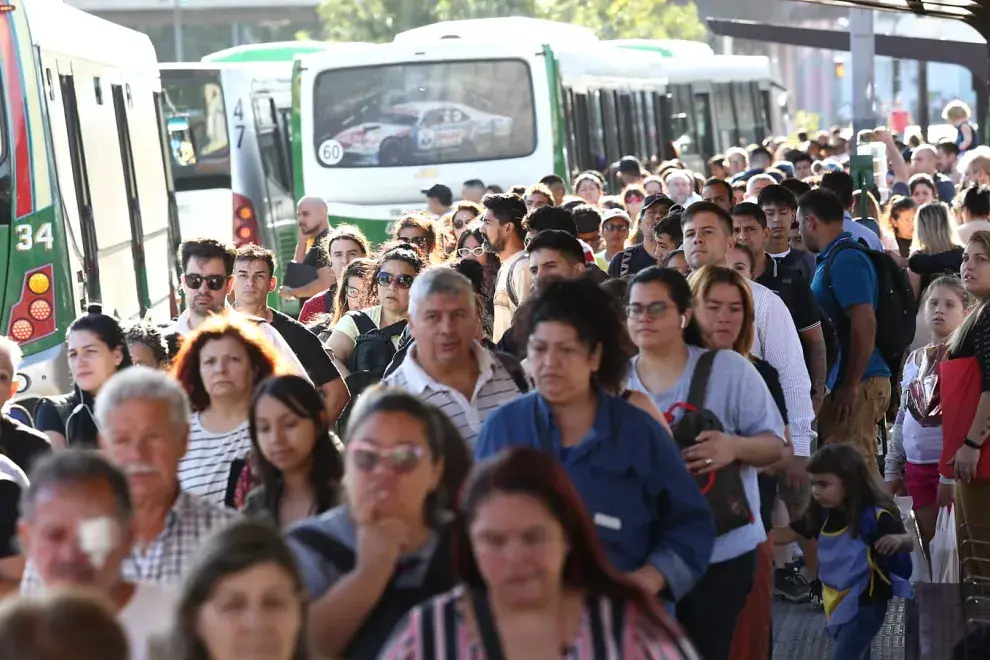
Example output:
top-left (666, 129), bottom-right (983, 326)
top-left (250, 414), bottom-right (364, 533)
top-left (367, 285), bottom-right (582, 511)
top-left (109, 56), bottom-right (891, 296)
top-left (469, 589), bottom-right (506, 660)
top-left (494, 351), bottom-right (530, 393)
top-left (289, 527), bottom-right (358, 575)
top-left (686, 350), bottom-right (718, 410)
top-left (506, 255), bottom-right (524, 308)
top-left (620, 247), bottom-right (633, 278)
top-left (348, 310), bottom-right (378, 336)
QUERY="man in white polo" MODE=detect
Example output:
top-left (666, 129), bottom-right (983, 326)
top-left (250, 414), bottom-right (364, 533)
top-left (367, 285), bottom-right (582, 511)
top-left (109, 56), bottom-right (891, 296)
top-left (383, 268), bottom-right (525, 448)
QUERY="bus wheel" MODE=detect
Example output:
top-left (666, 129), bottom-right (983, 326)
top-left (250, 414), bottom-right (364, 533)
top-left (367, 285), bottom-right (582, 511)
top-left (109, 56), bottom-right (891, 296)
top-left (378, 139), bottom-right (405, 166)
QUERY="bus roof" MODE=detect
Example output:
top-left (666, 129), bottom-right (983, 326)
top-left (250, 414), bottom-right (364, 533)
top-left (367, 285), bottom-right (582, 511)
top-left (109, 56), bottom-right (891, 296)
top-left (663, 55), bottom-right (773, 84)
top-left (24, 0), bottom-right (158, 72)
top-left (393, 17), bottom-right (599, 47)
top-left (605, 39), bottom-right (715, 58)
top-left (201, 41), bottom-right (370, 63)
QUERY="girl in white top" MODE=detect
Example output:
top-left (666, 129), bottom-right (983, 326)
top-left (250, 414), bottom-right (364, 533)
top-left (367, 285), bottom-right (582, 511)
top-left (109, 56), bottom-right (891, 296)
top-left (886, 276), bottom-right (969, 555)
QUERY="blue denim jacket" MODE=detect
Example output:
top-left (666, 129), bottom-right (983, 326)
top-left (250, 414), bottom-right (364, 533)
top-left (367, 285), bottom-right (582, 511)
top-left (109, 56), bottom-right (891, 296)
top-left (475, 391), bottom-right (715, 601)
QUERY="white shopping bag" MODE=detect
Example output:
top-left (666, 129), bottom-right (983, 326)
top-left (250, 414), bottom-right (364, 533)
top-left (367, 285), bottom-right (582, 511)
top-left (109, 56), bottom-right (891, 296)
top-left (930, 505), bottom-right (958, 584)
top-left (894, 496), bottom-right (930, 583)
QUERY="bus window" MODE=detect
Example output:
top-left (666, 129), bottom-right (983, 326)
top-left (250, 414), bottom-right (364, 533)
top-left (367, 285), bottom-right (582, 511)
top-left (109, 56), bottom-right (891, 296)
top-left (733, 82), bottom-right (759, 146)
top-left (572, 91), bottom-right (593, 173)
top-left (694, 93), bottom-right (715, 163)
top-left (110, 84), bottom-right (149, 315)
top-left (588, 91), bottom-right (605, 170)
top-left (59, 74), bottom-right (101, 303)
top-left (600, 91), bottom-right (620, 173)
top-left (161, 69), bottom-right (232, 191)
top-left (712, 83), bottom-right (737, 150)
top-left (311, 59), bottom-right (535, 168)
top-left (669, 84), bottom-right (697, 160)
top-left (259, 129), bottom-right (291, 193)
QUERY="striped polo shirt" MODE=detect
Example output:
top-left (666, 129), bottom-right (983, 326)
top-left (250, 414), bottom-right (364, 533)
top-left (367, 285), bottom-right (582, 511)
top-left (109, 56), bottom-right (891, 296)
top-left (177, 415), bottom-right (251, 506)
top-left (383, 342), bottom-right (522, 448)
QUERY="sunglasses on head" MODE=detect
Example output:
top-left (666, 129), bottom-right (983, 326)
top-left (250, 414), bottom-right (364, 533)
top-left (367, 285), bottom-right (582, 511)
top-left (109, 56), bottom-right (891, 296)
top-left (185, 274), bottom-right (227, 291)
top-left (458, 246), bottom-right (486, 258)
top-left (401, 235), bottom-right (431, 247)
top-left (376, 272), bottom-right (415, 289)
top-left (349, 441), bottom-right (426, 474)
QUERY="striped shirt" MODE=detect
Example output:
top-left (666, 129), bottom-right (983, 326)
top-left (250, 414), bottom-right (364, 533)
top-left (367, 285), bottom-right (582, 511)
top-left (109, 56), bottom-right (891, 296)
top-left (383, 343), bottom-right (523, 448)
top-left (379, 586), bottom-right (700, 660)
top-left (178, 415), bottom-right (251, 506)
top-left (749, 279), bottom-right (816, 458)
top-left (21, 491), bottom-right (236, 592)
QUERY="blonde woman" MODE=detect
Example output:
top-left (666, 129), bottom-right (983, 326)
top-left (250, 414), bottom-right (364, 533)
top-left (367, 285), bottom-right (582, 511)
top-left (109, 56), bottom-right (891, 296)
top-left (908, 201), bottom-right (964, 301)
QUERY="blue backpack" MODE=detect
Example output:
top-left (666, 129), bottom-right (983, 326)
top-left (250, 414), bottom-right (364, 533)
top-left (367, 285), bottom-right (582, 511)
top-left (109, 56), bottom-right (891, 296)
top-left (861, 506), bottom-right (913, 583)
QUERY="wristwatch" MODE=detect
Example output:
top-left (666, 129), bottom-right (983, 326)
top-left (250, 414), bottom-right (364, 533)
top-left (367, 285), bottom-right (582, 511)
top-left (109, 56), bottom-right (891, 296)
top-left (964, 438), bottom-right (983, 450)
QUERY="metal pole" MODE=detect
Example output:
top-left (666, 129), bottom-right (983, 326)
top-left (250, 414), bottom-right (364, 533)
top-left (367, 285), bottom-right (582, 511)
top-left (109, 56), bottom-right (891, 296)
top-left (850, 8), bottom-right (876, 134)
top-left (173, 0), bottom-right (184, 62)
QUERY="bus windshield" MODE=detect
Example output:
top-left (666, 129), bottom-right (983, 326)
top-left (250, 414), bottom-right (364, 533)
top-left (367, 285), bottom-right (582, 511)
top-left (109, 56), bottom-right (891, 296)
top-left (312, 59), bottom-right (536, 169)
top-left (161, 69), bottom-right (231, 189)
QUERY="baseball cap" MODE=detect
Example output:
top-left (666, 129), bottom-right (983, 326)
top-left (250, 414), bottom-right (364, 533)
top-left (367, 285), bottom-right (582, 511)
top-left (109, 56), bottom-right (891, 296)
top-left (422, 184), bottom-right (453, 206)
top-left (601, 208), bottom-right (631, 226)
top-left (641, 193), bottom-right (674, 214)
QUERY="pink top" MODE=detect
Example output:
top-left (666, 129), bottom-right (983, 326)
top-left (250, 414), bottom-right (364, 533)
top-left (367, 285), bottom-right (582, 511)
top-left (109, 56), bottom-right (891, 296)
top-left (379, 586), bottom-right (700, 660)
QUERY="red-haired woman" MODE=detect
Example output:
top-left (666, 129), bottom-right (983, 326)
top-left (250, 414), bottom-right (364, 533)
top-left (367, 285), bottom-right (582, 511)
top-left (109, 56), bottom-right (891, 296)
top-left (379, 447), bottom-right (700, 659)
top-left (171, 315), bottom-right (286, 507)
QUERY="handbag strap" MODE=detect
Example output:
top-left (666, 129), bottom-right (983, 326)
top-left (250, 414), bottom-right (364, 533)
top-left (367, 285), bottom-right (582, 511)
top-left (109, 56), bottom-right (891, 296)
top-left (470, 589), bottom-right (506, 660)
top-left (686, 350), bottom-right (718, 410)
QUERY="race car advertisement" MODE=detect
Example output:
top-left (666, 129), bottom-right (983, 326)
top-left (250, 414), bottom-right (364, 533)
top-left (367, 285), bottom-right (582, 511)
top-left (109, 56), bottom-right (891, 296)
top-left (313, 59), bottom-right (535, 168)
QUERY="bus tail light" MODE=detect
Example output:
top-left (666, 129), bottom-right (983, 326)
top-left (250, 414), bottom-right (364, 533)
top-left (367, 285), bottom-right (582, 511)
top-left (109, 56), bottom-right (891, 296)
top-left (7, 265), bottom-right (57, 344)
top-left (233, 193), bottom-right (260, 247)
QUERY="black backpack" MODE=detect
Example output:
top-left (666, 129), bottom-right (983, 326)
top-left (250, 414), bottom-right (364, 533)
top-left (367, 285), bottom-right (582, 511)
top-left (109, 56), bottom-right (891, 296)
top-left (346, 311), bottom-right (407, 379)
top-left (824, 240), bottom-right (917, 375)
top-left (664, 350), bottom-right (754, 536)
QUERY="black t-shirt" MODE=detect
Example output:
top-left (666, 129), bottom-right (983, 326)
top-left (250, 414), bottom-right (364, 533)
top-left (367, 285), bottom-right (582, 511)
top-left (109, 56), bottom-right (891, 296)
top-left (756, 256), bottom-right (821, 333)
top-left (791, 506), bottom-right (905, 604)
top-left (909, 248), bottom-right (964, 300)
top-left (35, 390), bottom-right (99, 449)
top-left (0, 415), bottom-right (52, 475)
top-left (607, 243), bottom-right (656, 278)
top-left (0, 477), bottom-right (19, 558)
top-left (269, 309), bottom-right (341, 386)
top-left (303, 228), bottom-right (332, 271)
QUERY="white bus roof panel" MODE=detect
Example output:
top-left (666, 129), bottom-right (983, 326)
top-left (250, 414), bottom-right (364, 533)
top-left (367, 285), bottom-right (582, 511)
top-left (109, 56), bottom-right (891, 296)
top-left (394, 17), bottom-right (599, 47)
top-left (663, 55), bottom-right (773, 84)
top-left (24, 0), bottom-right (159, 71)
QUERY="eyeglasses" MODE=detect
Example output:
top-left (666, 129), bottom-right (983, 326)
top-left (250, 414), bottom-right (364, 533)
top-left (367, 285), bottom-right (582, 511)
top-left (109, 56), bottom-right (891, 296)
top-left (400, 235), bottom-right (431, 248)
top-left (375, 272), bottom-right (415, 289)
top-left (603, 223), bottom-right (629, 233)
top-left (185, 274), bottom-right (227, 291)
top-left (625, 301), bottom-right (670, 318)
top-left (625, 194), bottom-right (645, 204)
top-left (344, 285), bottom-right (361, 299)
top-left (458, 246), bottom-right (486, 258)
top-left (349, 441), bottom-right (426, 474)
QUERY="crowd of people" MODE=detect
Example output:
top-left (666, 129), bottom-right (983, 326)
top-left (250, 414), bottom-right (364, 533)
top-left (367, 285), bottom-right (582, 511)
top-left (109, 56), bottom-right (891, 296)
top-left (3, 109), bottom-right (990, 659)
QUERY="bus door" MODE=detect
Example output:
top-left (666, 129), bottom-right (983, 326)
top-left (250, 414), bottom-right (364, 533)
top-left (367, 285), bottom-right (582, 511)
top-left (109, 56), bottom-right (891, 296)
top-left (252, 92), bottom-right (296, 273)
top-left (161, 68), bottom-right (235, 247)
top-left (0, 55), bottom-right (11, 301)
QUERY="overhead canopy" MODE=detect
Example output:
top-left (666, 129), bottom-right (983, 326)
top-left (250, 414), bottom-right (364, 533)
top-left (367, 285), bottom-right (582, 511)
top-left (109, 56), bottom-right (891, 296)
top-left (792, 0), bottom-right (987, 29)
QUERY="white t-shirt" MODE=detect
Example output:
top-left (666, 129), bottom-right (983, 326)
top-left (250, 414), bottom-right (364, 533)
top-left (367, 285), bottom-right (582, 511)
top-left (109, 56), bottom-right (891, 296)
top-left (492, 250), bottom-right (532, 343)
top-left (178, 415), bottom-right (251, 506)
top-left (118, 583), bottom-right (176, 660)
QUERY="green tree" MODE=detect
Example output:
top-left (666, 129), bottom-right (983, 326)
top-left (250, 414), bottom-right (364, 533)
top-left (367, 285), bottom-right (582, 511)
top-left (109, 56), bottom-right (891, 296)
top-left (316, 0), bottom-right (704, 43)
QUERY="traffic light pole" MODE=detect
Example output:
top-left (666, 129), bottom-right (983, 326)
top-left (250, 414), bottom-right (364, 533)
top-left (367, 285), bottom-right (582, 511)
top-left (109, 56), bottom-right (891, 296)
top-left (850, 8), bottom-right (876, 134)
top-left (173, 0), bottom-right (184, 62)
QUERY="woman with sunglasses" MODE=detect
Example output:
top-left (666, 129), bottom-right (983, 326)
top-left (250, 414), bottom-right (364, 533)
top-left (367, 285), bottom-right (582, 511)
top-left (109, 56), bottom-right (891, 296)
top-left (35, 304), bottom-right (133, 449)
top-left (457, 226), bottom-right (500, 310)
top-left (306, 258), bottom-right (375, 340)
top-left (450, 201), bottom-right (483, 241)
top-left (245, 375), bottom-right (345, 527)
top-left (324, 246), bottom-right (425, 377)
top-left (392, 212), bottom-right (441, 264)
top-left (286, 387), bottom-right (465, 660)
top-left (380, 448), bottom-right (700, 659)
top-left (623, 184), bottom-right (647, 225)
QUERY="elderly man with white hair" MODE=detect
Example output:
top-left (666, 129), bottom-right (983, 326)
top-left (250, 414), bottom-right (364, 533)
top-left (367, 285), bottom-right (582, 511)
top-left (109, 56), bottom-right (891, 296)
top-left (746, 173), bottom-right (777, 203)
top-left (663, 170), bottom-right (701, 208)
top-left (21, 367), bottom-right (235, 592)
top-left (383, 268), bottom-right (527, 448)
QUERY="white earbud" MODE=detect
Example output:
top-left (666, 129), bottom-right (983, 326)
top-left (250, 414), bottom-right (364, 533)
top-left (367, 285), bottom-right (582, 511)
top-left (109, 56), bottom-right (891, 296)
top-left (680, 315), bottom-right (687, 330)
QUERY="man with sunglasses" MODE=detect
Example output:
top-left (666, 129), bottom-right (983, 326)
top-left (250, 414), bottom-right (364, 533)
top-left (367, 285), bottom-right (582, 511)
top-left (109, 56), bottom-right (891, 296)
top-left (607, 194), bottom-right (674, 279)
top-left (173, 238), bottom-right (308, 379)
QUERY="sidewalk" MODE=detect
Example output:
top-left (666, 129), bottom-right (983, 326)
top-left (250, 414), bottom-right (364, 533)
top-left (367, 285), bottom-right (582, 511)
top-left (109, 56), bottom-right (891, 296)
top-left (772, 598), bottom-right (906, 659)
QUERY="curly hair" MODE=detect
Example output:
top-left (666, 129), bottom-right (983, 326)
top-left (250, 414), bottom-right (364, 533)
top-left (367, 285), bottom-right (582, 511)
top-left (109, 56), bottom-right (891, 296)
top-left (170, 315), bottom-right (284, 412)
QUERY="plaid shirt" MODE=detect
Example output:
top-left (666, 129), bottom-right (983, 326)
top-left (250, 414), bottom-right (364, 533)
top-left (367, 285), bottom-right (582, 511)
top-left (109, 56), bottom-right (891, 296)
top-left (22, 491), bottom-right (237, 592)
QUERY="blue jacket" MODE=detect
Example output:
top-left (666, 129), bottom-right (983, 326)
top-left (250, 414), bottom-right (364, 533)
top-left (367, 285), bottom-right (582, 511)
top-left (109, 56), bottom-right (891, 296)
top-left (475, 391), bottom-right (716, 601)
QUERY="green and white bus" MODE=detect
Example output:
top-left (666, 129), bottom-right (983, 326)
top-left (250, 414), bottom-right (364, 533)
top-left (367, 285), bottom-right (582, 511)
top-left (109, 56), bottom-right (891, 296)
top-left (162, 42), bottom-right (374, 311)
top-left (293, 21), bottom-right (676, 243)
top-left (1, 0), bottom-right (180, 398)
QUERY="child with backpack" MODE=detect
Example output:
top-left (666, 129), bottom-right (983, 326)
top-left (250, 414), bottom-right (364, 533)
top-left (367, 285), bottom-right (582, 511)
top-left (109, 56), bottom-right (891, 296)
top-left (772, 444), bottom-right (914, 659)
